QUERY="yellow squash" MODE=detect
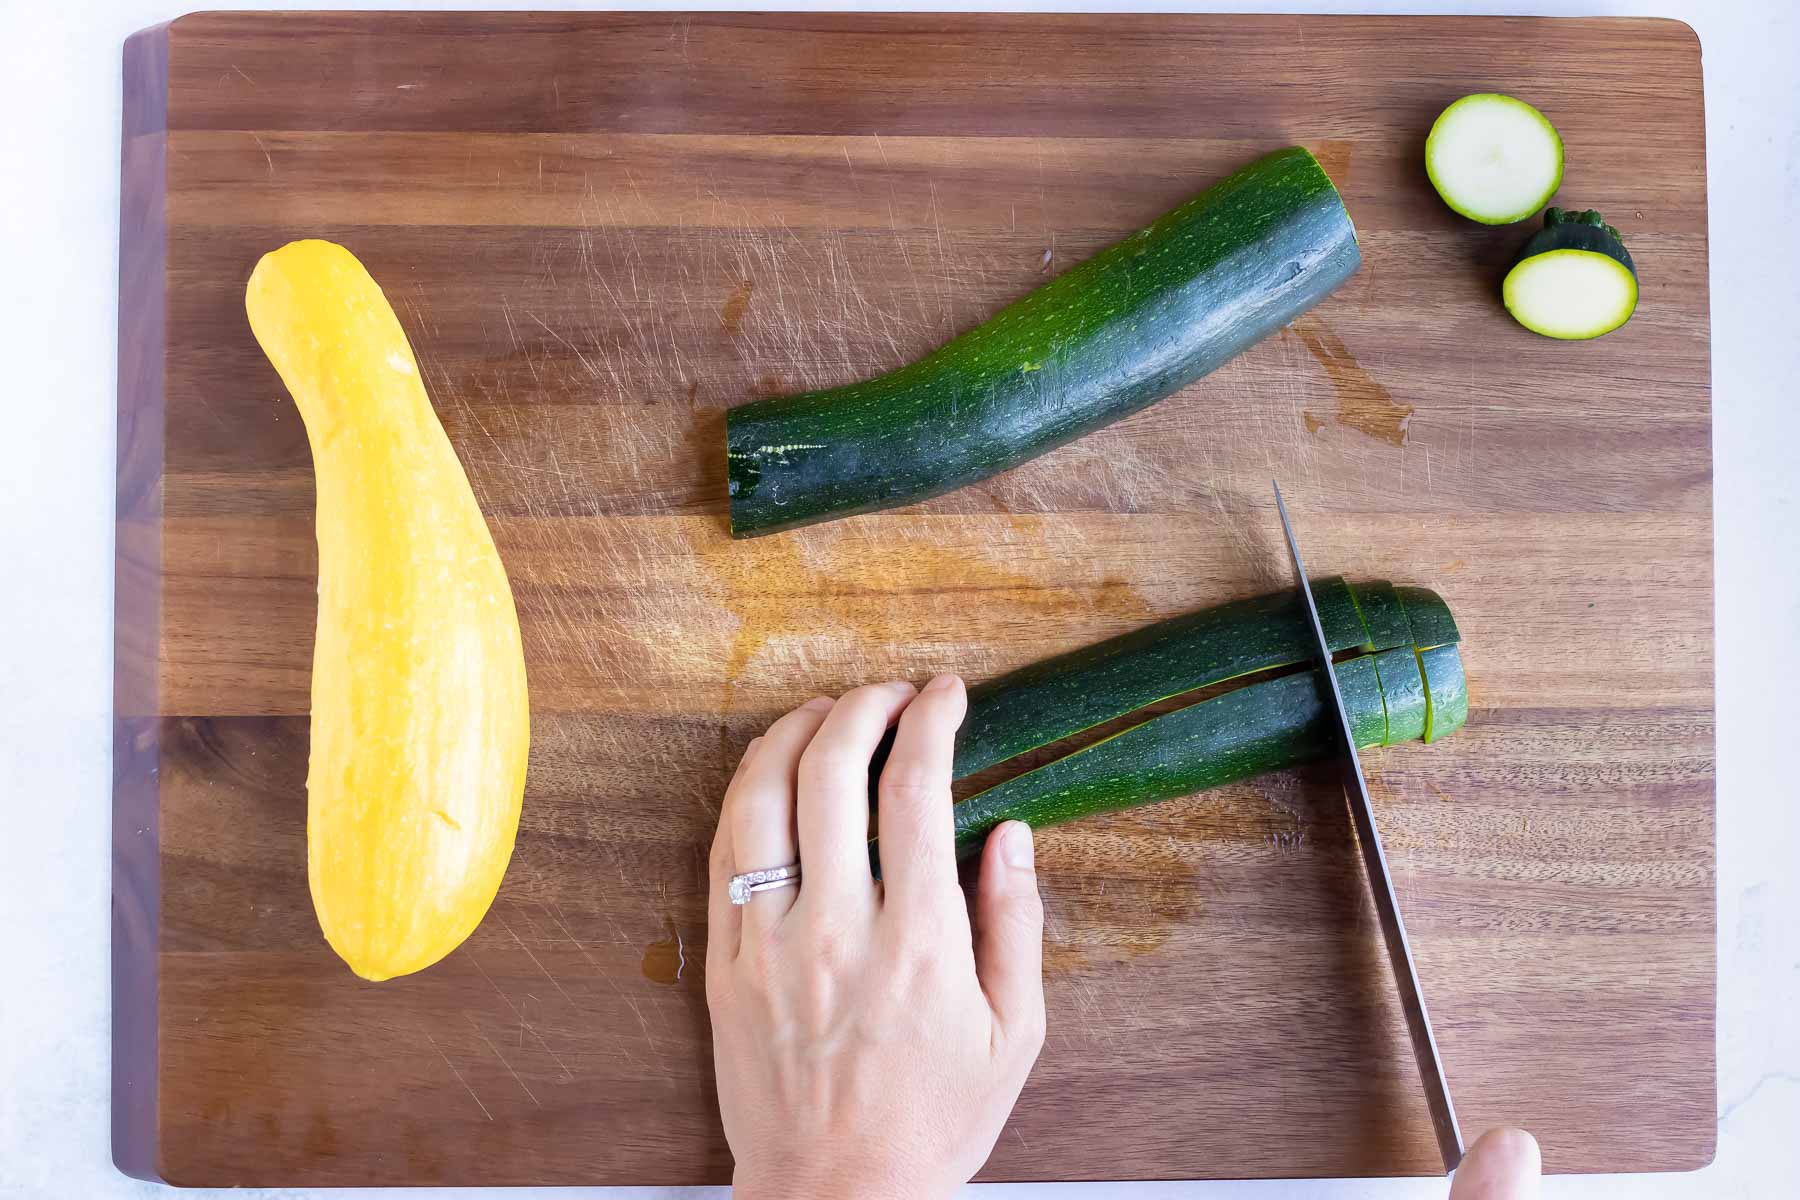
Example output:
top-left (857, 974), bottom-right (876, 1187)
top-left (246, 240), bottom-right (529, 982)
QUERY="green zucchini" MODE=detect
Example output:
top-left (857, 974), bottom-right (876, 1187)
top-left (1337, 654), bottom-right (1389, 750)
top-left (949, 578), bottom-right (1451, 778)
top-left (1395, 585), bottom-right (1462, 650)
top-left (953, 577), bottom-right (1373, 778)
top-left (942, 646), bottom-right (1452, 861)
top-left (1502, 208), bottom-right (1638, 340)
top-left (863, 584), bottom-right (1465, 871)
top-left (873, 578), bottom-right (1450, 784)
top-left (726, 147), bottom-right (1359, 536)
top-left (1371, 647), bottom-right (1427, 745)
top-left (1425, 93), bottom-right (1563, 225)
top-left (1419, 644), bottom-right (1469, 743)
top-left (1352, 580), bottom-right (1412, 652)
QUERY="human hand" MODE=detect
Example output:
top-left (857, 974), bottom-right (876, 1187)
top-left (706, 676), bottom-right (1046, 1200)
top-left (1449, 1127), bottom-right (1541, 1199)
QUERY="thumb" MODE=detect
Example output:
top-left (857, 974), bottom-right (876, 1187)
top-left (1449, 1128), bottom-right (1541, 1200)
top-left (975, 821), bottom-right (1046, 1053)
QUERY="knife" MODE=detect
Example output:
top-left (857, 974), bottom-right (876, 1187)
top-left (1272, 482), bottom-right (1466, 1174)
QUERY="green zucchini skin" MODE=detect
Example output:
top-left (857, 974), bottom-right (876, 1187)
top-left (1419, 644), bottom-right (1469, 743)
top-left (1396, 586), bottom-right (1462, 650)
top-left (944, 649), bottom-right (1421, 861)
top-left (726, 147), bottom-right (1360, 536)
top-left (1352, 581), bottom-right (1412, 652)
top-left (1371, 647), bottom-right (1427, 745)
top-left (952, 577), bottom-right (1371, 779)
top-left (1337, 655), bottom-right (1389, 750)
top-left (1516, 207), bottom-right (1635, 276)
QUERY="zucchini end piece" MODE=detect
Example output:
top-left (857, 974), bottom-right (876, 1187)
top-left (1503, 249), bottom-right (1639, 340)
top-left (1418, 645), bottom-right (1469, 743)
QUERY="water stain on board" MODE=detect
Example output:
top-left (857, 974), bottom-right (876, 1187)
top-left (697, 517), bottom-right (1153, 716)
top-left (641, 929), bottom-right (689, 986)
top-left (1292, 315), bottom-right (1412, 446)
top-left (719, 279), bottom-right (754, 335)
top-left (1309, 139), bottom-right (1354, 186)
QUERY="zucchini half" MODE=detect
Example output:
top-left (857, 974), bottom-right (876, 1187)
top-left (944, 645), bottom-right (1460, 860)
top-left (727, 147), bottom-right (1359, 536)
top-left (953, 578), bottom-right (1458, 778)
top-left (865, 580), bottom-right (1466, 870)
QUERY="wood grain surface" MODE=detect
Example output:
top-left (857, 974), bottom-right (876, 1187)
top-left (114, 12), bottom-right (1713, 1186)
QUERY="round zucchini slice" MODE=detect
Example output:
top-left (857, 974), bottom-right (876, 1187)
top-left (1426, 93), bottom-right (1564, 225)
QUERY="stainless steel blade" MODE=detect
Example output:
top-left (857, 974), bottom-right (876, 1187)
top-left (1272, 481), bottom-right (1465, 1174)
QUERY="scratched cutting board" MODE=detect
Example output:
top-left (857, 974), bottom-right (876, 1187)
top-left (114, 12), bottom-right (1713, 1186)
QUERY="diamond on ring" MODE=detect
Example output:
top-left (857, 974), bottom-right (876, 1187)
top-left (728, 862), bottom-right (801, 905)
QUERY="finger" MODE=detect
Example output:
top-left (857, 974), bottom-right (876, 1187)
top-left (975, 821), bottom-right (1046, 1053)
top-left (729, 698), bottom-right (833, 934)
top-left (876, 674), bottom-right (966, 909)
top-left (794, 681), bottom-right (916, 906)
top-left (1449, 1128), bottom-right (1541, 1200)
top-left (707, 737), bottom-right (760, 966)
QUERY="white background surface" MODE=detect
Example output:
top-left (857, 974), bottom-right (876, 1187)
top-left (0, 1), bottom-right (1792, 1197)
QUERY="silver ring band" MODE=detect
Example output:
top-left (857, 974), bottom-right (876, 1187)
top-left (728, 862), bottom-right (801, 905)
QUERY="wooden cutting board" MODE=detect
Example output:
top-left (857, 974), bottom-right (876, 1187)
top-left (114, 12), bottom-right (1713, 1186)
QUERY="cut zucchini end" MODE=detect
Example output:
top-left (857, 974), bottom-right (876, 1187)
top-left (1418, 645), bottom-right (1469, 744)
top-left (1425, 93), bottom-right (1564, 225)
top-left (1503, 249), bottom-right (1640, 340)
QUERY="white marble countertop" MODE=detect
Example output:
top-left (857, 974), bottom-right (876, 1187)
top-left (1, 1), bottom-right (1792, 1197)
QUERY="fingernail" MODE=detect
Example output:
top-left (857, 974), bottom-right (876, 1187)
top-left (801, 696), bottom-right (836, 712)
top-left (924, 673), bottom-right (962, 693)
top-left (1001, 821), bottom-right (1034, 869)
top-left (886, 679), bottom-right (918, 694)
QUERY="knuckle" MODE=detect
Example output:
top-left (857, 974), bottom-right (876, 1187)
top-left (1002, 884), bottom-right (1045, 932)
top-left (901, 904), bottom-right (962, 951)
top-left (879, 763), bottom-right (946, 808)
top-left (767, 706), bottom-right (820, 740)
top-left (798, 744), bottom-right (861, 787)
top-left (796, 914), bottom-right (852, 971)
top-left (844, 681), bottom-right (903, 709)
top-left (727, 800), bottom-right (765, 844)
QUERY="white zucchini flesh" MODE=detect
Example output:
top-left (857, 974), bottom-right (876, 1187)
top-left (1503, 249), bottom-right (1639, 340)
top-left (1426, 94), bottom-right (1564, 225)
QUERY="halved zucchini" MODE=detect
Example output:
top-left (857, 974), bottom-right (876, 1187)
top-left (865, 583), bottom-right (1466, 870)
top-left (952, 578), bottom-right (1374, 778)
top-left (938, 643), bottom-right (1458, 862)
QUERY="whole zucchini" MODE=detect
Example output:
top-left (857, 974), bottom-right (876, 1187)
top-left (727, 146), bottom-right (1360, 535)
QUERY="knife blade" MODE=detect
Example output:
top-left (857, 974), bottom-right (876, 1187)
top-left (1272, 482), bottom-right (1465, 1174)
